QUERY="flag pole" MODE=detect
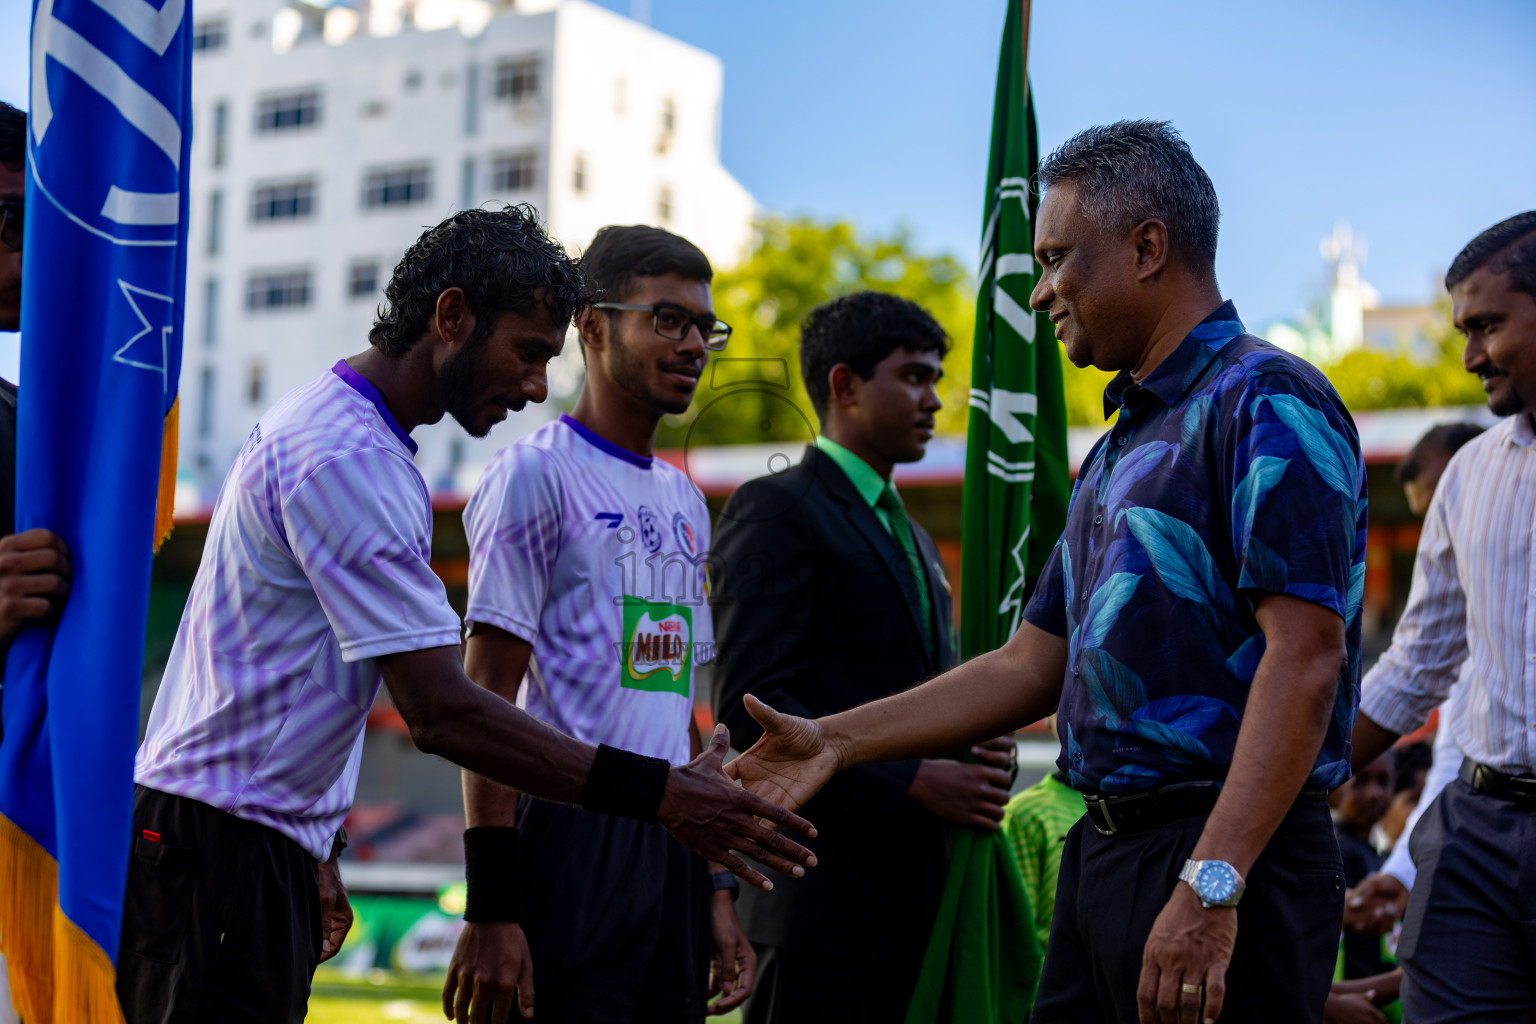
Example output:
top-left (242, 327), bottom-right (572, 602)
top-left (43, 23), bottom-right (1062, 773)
top-left (1020, 0), bottom-right (1032, 105)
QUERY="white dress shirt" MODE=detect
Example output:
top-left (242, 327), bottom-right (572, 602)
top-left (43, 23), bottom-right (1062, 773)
top-left (1359, 412), bottom-right (1536, 773)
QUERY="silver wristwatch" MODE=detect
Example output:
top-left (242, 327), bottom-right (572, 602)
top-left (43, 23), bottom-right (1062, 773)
top-left (1179, 859), bottom-right (1245, 908)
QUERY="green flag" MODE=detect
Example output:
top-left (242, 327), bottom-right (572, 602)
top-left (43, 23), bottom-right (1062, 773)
top-left (904, 6), bottom-right (1067, 1023)
top-left (960, 0), bottom-right (1070, 662)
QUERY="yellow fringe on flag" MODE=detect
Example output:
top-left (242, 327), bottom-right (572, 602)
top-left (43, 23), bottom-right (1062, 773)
top-left (0, 812), bottom-right (58, 1023)
top-left (153, 397), bottom-right (178, 552)
top-left (52, 905), bottom-right (126, 1024)
top-left (0, 815), bottom-right (127, 1024)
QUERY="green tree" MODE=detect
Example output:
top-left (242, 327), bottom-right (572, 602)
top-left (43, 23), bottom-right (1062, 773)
top-left (1322, 300), bottom-right (1483, 410)
top-left (656, 217), bottom-right (977, 448)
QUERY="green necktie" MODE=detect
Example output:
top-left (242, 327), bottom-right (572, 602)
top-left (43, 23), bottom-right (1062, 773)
top-left (877, 485), bottom-right (933, 655)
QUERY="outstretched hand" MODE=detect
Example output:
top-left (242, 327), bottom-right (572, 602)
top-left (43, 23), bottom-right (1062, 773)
top-left (723, 695), bottom-right (844, 815)
top-left (658, 721), bottom-right (818, 891)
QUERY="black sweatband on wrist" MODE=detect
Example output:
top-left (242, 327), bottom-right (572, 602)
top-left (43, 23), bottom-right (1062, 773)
top-left (462, 827), bottom-right (521, 923)
top-left (582, 744), bottom-right (671, 823)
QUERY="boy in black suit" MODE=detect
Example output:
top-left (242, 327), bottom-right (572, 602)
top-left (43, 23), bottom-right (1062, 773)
top-left (711, 291), bottom-right (1016, 1024)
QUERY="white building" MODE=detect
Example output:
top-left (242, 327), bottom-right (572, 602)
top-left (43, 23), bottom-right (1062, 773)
top-left (178, 0), bottom-right (756, 503)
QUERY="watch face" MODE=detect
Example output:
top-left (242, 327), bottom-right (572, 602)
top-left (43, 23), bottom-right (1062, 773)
top-left (1195, 862), bottom-right (1239, 904)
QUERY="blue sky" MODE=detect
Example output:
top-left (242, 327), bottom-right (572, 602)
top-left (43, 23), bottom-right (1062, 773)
top-left (4, 0), bottom-right (1534, 337)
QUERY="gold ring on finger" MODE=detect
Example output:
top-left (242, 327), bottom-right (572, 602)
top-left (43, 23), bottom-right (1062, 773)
top-left (1180, 983), bottom-right (1203, 996)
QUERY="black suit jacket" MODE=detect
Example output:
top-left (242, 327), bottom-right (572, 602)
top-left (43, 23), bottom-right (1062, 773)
top-left (711, 445), bottom-right (957, 961)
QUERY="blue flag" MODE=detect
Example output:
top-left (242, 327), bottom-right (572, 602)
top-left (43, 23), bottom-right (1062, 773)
top-left (0, 1), bottom-right (189, 1017)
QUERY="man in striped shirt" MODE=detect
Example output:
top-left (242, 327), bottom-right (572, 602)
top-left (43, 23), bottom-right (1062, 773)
top-left (120, 207), bottom-right (813, 1023)
top-left (1352, 211), bottom-right (1536, 1023)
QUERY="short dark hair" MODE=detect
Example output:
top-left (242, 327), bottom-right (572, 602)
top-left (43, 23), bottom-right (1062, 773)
top-left (369, 204), bottom-right (584, 357)
top-left (581, 224), bottom-right (712, 304)
top-left (1445, 211), bottom-right (1536, 299)
top-left (1395, 422), bottom-right (1485, 485)
top-left (1038, 120), bottom-right (1220, 271)
top-left (1392, 741), bottom-right (1432, 795)
top-left (0, 101), bottom-right (25, 170)
top-left (799, 291), bottom-right (949, 419)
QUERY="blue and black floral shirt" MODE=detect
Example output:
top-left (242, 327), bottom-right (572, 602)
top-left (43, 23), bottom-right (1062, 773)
top-left (1024, 302), bottom-right (1367, 795)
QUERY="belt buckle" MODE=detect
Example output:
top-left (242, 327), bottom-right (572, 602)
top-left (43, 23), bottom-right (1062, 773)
top-left (1092, 797), bottom-right (1118, 835)
top-left (1509, 775), bottom-right (1536, 803)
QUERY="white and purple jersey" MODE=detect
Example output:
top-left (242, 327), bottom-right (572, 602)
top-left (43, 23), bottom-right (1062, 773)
top-left (464, 415), bottom-right (712, 766)
top-left (136, 362), bottom-right (462, 860)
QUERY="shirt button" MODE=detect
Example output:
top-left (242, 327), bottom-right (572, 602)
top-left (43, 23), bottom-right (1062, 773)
top-left (1116, 436), bottom-right (1128, 447)
top-left (1094, 515), bottom-right (1103, 525)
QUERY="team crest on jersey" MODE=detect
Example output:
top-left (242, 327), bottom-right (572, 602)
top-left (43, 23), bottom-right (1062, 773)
top-left (621, 596), bottom-right (692, 696)
top-left (672, 513), bottom-right (697, 556)
top-left (637, 505), bottom-right (663, 553)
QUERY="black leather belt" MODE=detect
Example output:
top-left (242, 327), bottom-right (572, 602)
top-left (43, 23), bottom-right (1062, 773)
top-left (1082, 780), bottom-right (1328, 836)
top-left (1459, 757), bottom-right (1536, 808)
top-left (1083, 781), bottom-right (1223, 835)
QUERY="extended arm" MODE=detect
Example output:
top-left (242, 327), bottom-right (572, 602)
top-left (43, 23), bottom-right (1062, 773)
top-left (729, 621), bottom-right (1066, 812)
top-left (460, 624), bottom-right (534, 827)
top-left (379, 644), bottom-right (815, 886)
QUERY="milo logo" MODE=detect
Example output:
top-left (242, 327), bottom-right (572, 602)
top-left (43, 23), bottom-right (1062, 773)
top-left (621, 596), bottom-right (693, 696)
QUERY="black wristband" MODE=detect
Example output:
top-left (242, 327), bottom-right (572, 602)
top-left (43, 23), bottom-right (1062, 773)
top-left (582, 744), bottom-right (671, 823)
top-left (462, 827), bottom-right (521, 923)
top-left (710, 870), bottom-right (741, 902)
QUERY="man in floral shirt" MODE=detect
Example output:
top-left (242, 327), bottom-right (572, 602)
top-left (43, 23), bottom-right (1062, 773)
top-left (724, 121), bottom-right (1367, 1024)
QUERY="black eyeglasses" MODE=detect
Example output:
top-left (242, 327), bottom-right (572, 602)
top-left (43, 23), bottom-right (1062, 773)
top-left (592, 301), bottom-right (732, 351)
top-left (0, 202), bottom-right (21, 251)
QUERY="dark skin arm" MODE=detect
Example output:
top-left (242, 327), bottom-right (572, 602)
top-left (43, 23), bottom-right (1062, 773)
top-left (725, 619), bottom-right (1066, 815)
top-left (1136, 594), bottom-right (1344, 1024)
top-left (688, 717), bottom-right (755, 1016)
top-left (1349, 713), bottom-right (1400, 775)
top-left (379, 644), bottom-right (816, 883)
top-left (443, 625), bottom-right (538, 1024)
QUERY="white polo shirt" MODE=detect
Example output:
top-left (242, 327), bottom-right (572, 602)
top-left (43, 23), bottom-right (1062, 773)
top-left (136, 362), bottom-right (462, 860)
top-left (463, 415), bottom-right (712, 766)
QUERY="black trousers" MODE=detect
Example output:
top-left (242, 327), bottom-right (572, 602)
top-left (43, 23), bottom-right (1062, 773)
top-left (116, 786), bottom-right (321, 1024)
top-left (1398, 780), bottom-right (1536, 1023)
top-left (512, 797), bottom-right (711, 1024)
top-left (1032, 796), bottom-right (1344, 1024)
top-left (742, 944), bottom-right (924, 1024)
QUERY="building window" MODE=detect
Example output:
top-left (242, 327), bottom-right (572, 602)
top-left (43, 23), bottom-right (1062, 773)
top-left (489, 152), bottom-right (536, 192)
top-left (245, 269), bottom-right (312, 312)
top-left (362, 164), bottom-right (431, 208)
top-left (212, 100), bottom-right (228, 167)
top-left (255, 89), bottom-right (321, 133)
top-left (492, 57), bottom-right (540, 102)
top-left (572, 155), bottom-right (587, 195)
top-left (656, 185), bottom-right (672, 225)
top-left (658, 98), bottom-right (675, 153)
top-left (247, 360), bottom-right (266, 406)
top-left (198, 366), bottom-right (216, 437)
top-left (203, 278), bottom-right (219, 348)
top-left (461, 157), bottom-right (476, 210)
top-left (207, 189), bottom-right (223, 254)
top-left (348, 262), bottom-right (379, 299)
top-left (191, 18), bottom-right (228, 53)
top-left (250, 179), bottom-right (317, 222)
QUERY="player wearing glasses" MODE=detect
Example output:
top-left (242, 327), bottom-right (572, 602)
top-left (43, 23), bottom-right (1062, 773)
top-left (445, 225), bottom-right (750, 1023)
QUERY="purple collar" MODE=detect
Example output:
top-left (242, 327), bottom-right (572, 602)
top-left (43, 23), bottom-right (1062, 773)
top-left (559, 414), bottom-right (652, 470)
top-left (332, 360), bottom-right (418, 455)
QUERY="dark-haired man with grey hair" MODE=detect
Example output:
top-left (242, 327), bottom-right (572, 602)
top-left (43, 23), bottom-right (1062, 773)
top-left (120, 208), bottom-right (815, 1022)
top-left (724, 120), bottom-right (1367, 1024)
top-left (1350, 211), bottom-right (1536, 1023)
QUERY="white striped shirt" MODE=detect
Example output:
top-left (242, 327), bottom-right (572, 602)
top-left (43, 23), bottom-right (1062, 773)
top-left (136, 364), bottom-right (463, 860)
top-left (1359, 412), bottom-right (1536, 773)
